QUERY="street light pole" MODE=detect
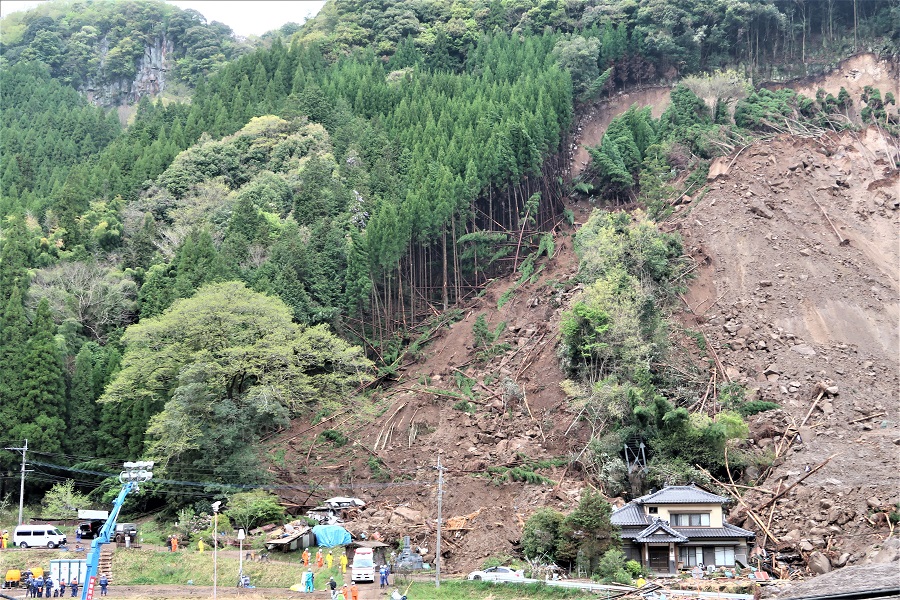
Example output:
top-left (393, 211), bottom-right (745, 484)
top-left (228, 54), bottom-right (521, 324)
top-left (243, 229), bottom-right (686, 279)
top-left (238, 529), bottom-right (246, 585)
top-left (212, 501), bottom-right (221, 600)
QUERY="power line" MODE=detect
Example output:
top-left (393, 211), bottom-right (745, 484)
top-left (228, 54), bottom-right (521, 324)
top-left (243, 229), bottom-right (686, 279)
top-left (29, 459), bottom-right (433, 491)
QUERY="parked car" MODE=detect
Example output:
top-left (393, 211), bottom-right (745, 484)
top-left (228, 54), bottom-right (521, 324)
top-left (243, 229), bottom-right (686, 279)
top-left (76, 520), bottom-right (104, 539)
top-left (114, 523), bottom-right (137, 543)
top-left (13, 525), bottom-right (66, 549)
top-left (467, 566), bottom-right (525, 582)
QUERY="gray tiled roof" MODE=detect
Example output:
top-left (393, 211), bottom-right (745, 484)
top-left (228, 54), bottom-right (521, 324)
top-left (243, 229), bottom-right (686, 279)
top-left (671, 524), bottom-right (755, 539)
top-left (611, 502), bottom-right (650, 526)
top-left (635, 519), bottom-right (688, 543)
top-left (619, 526), bottom-right (645, 540)
top-left (637, 485), bottom-right (729, 505)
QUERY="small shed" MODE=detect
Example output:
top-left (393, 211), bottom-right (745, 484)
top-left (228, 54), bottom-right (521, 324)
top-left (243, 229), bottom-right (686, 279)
top-left (265, 528), bottom-right (315, 552)
top-left (348, 540), bottom-right (391, 567)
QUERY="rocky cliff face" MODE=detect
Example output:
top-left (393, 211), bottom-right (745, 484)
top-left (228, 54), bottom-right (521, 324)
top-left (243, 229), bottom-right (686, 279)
top-left (83, 34), bottom-right (173, 108)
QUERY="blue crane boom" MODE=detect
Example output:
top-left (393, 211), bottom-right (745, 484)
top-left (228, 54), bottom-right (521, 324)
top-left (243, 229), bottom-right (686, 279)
top-left (81, 461), bottom-right (152, 600)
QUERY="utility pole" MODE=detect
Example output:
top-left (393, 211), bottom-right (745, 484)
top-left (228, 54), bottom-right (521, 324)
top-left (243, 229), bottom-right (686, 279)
top-left (435, 452), bottom-right (444, 588)
top-left (4, 439), bottom-right (29, 526)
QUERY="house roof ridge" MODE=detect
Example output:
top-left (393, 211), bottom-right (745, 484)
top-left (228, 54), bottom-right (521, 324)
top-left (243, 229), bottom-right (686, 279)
top-left (635, 518), bottom-right (689, 543)
top-left (636, 484), bottom-right (729, 505)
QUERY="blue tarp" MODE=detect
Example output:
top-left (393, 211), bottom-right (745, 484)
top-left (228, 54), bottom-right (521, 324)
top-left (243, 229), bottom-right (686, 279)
top-left (312, 525), bottom-right (351, 547)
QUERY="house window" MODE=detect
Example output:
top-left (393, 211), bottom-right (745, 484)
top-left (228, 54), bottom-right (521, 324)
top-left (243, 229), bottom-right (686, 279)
top-left (671, 513), bottom-right (710, 526)
top-left (714, 546), bottom-right (735, 566)
top-left (648, 506), bottom-right (658, 514)
top-left (678, 547), bottom-right (703, 567)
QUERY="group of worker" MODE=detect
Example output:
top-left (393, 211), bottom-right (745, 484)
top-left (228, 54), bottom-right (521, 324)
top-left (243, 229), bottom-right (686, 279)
top-left (18, 575), bottom-right (104, 597)
top-left (326, 577), bottom-right (359, 600)
top-left (297, 548), bottom-right (361, 599)
top-left (18, 574), bottom-right (109, 597)
top-left (300, 547), bottom-right (348, 573)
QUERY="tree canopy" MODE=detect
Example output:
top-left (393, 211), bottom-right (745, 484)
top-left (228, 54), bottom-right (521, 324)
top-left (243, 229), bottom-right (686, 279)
top-left (101, 281), bottom-right (373, 484)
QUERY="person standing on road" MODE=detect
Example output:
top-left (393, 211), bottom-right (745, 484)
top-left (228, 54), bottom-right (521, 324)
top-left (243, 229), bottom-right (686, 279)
top-left (70, 579), bottom-right (78, 597)
top-left (327, 576), bottom-right (337, 600)
top-left (99, 573), bottom-right (109, 596)
top-left (326, 550), bottom-right (334, 569)
top-left (339, 552), bottom-right (348, 574)
top-left (303, 568), bottom-right (314, 593)
top-left (58, 580), bottom-right (66, 596)
top-left (44, 576), bottom-right (52, 597)
top-left (349, 582), bottom-right (359, 600)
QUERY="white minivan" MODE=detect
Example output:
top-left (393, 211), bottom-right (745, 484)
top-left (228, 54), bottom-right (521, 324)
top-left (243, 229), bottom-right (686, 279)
top-left (14, 525), bottom-right (67, 548)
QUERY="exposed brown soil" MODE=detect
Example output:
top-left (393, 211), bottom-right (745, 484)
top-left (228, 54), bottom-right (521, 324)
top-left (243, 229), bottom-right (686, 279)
top-left (570, 87), bottom-right (673, 179)
top-left (268, 227), bottom-right (590, 575)
top-left (762, 53), bottom-right (899, 123)
top-left (262, 53), bottom-right (899, 581)
top-left (673, 125), bottom-right (899, 571)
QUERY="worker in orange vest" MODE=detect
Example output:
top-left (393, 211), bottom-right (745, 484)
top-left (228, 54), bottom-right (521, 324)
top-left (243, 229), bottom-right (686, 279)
top-left (302, 548), bottom-right (310, 566)
top-left (316, 549), bottom-right (324, 568)
top-left (171, 536), bottom-right (179, 551)
top-left (349, 582), bottom-right (359, 600)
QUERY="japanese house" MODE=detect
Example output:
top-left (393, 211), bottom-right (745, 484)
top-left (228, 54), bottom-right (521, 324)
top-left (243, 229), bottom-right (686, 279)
top-left (611, 485), bottom-right (755, 574)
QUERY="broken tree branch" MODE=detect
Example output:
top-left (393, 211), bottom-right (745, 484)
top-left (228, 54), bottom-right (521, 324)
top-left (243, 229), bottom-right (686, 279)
top-left (800, 391), bottom-right (825, 428)
top-left (848, 412), bottom-right (885, 424)
top-left (807, 190), bottom-right (849, 246)
top-left (756, 454), bottom-right (838, 512)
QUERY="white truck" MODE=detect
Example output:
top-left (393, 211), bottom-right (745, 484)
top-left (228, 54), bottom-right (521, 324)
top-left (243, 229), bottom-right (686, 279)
top-left (351, 547), bottom-right (375, 583)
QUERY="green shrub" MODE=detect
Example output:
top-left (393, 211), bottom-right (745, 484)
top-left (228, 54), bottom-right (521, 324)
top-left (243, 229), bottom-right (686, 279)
top-left (319, 429), bottom-right (348, 447)
top-left (453, 400), bottom-right (475, 413)
top-left (597, 548), bottom-right (627, 581)
top-left (367, 456), bottom-right (390, 482)
top-left (625, 559), bottom-right (646, 577)
top-left (739, 400), bottom-right (780, 416)
top-left (522, 508), bottom-right (565, 562)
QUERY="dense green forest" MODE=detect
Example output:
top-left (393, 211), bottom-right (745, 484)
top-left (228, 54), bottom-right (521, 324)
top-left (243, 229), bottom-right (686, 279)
top-left (0, 0), bottom-right (244, 88)
top-left (0, 0), bottom-right (896, 508)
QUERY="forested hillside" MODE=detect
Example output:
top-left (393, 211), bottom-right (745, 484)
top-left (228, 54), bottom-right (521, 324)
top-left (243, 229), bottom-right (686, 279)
top-left (0, 0), bottom-right (896, 515)
top-left (0, 0), bottom-right (244, 95)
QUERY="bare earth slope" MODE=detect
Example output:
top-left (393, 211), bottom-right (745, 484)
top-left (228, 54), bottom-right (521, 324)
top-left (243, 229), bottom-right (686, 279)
top-left (675, 127), bottom-right (899, 570)
top-left (270, 231), bottom-right (590, 574)
top-left (266, 54), bottom-right (898, 578)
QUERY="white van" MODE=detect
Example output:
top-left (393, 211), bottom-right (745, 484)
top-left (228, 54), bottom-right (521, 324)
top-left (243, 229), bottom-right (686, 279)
top-left (351, 547), bottom-right (375, 582)
top-left (14, 525), bottom-right (67, 549)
